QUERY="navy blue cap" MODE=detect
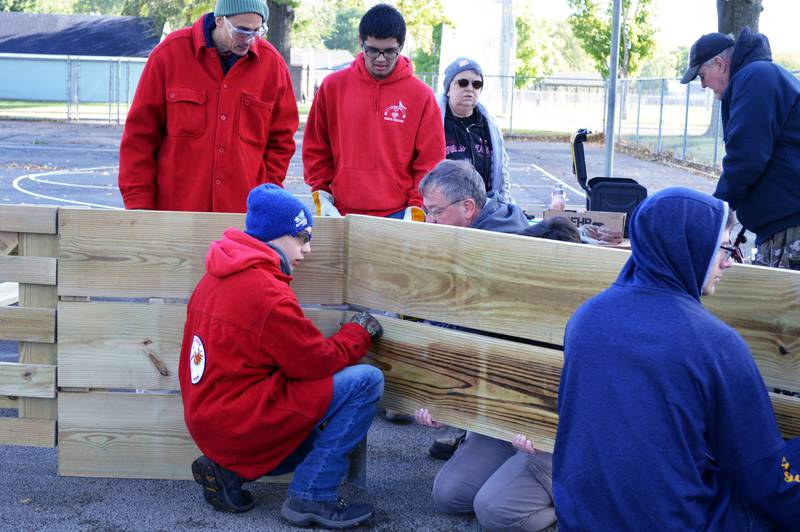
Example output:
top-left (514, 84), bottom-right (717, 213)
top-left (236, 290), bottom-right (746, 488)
top-left (680, 33), bottom-right (735, 84)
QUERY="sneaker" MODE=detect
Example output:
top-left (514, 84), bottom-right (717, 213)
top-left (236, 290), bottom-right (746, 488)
top-left (281, 496), bottom-right (374, 529)
top-left (428, 431), bottom-right (467, 460)
top-left (191, 455), bottom-right (255, 513)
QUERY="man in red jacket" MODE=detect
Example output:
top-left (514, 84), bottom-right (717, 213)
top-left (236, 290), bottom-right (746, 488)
top-left (119, 0), bottom-right (299, 213)
top-left (180, 184), bottom-right (384, 529)
top-left (302, 3), bottom-right (445, 220)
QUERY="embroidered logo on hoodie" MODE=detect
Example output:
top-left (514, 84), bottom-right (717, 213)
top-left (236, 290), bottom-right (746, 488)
top-left (190, 335), bottom-right (206, 384)
top-left (383, 101), bottom-right (407, 124)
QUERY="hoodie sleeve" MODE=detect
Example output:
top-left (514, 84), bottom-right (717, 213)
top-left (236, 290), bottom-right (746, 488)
top-left (715, 63), bottom-right (797, 208)
top-left (407, 92), bottom-right (446, 207)
top-left (260, 296), bottom-right (372, 380)
top-left (302, 82), bottom-right (335, 194)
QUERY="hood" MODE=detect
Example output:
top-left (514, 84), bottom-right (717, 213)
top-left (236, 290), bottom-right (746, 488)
top-left (471, 192), bottom-right (529, 234)
top-left (729, 26), bottom-right (772, 78)
top-left (205, 227), bottom-right (290, 282)
top-left (353, 52), bottom-right (414, 85)
top-left (617, 187), bottom-right (727, 302)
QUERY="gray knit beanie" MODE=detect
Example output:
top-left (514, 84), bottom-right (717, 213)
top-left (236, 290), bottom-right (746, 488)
top-left (214, 0), bottom-right (269, 22)
top-left (443, 57), bottom-right (483, 94)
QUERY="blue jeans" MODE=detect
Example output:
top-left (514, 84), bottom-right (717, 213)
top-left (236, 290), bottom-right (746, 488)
top-left (270, 364), bottom-right (384, 501)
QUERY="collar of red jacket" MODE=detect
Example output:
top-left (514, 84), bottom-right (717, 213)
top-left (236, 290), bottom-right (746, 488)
top-left (191, 13), bottom-right (262, 62)
top-left (205, 227), bottom-right (292, 283)
top-left (353, 52), bottom-right (413, 84)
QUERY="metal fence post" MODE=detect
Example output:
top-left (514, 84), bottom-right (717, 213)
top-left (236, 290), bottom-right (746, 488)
top-left (681, 81), bottom-right (691, 160)
top-left (617, 78), bottom-right (624, 142)
top-left (108, 58), bottom-right (113, 123)
top-left (656, 78), bottom-right (666, 153)
top-left (66, 56), bottom-right (72, 121)
top-left (509, 75), bottom-right (515, 135)
top-left (635, 78), bottom-right (642, 145)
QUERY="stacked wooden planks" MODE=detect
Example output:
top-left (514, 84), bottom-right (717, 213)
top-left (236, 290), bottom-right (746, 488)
top-left (0, 205), bottom-right (58, 446)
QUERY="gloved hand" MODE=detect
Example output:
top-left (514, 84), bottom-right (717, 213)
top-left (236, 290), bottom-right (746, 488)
top-left (348, 311), bottom-right (383, 340)
top-left (403, 206), bottom-right (425, 222)
top-left (312, 190), bottom-right (341, 217)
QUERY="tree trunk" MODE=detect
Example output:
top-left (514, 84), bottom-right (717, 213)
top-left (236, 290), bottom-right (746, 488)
top-left (717, 0), bottom-right (763, 35)
top-left (267, 1), bottom-right (295, 65)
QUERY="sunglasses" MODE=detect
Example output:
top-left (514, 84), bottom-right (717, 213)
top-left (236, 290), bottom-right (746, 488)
top-left (295, 230), bottom-right (312, 245)
top-left (455, 78), bottom-right (483, 90)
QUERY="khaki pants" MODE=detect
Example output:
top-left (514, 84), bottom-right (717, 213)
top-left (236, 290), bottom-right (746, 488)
top-left (753, 225), bottom-right (800, 270)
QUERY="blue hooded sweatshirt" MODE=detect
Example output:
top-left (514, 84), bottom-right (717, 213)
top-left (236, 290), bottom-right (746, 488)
top-left (553, 187), bottom-right (800, 530)
top-left (714, 27), bottom-right (800, 244)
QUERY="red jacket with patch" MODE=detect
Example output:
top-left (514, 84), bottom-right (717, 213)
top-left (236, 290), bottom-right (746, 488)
top-left (302, 54), bottom-right (445, 216)
top-left (119, 14), bottom-right (299, 213)
top-left (178, 228), bottom-right (371, 479)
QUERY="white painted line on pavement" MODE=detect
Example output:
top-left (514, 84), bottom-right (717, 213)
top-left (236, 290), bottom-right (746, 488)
top-left (12, 167), bottom-right (122, 209)
top-left (0, 143), bottom-right (119, 153)
top-left (528, 163), bottom-right (586, 198)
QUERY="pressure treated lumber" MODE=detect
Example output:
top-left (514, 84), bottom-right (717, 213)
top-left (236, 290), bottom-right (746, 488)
top-left (57, 303), bottom-right (347, 390)
top-left (0, 231), bottom-right (17, 255)
top-left (57, 208), bottom-right (345, 304)
top-left (0, 205), bottom-right (57, 234)
top-left (0, 256), bottom-right (56, 285)
top-left (0, 362), bottom-right (56, 398)
top-left (0, 418), bottom-right (56, 447)
top-left (0, 396), bottom-right (16, 409)
top-left (368, 315), bottom-right (562, 451)
top-left (0, 306), bottom-right (55, 343)
top-left (345, 216), bottom-right (800, 394)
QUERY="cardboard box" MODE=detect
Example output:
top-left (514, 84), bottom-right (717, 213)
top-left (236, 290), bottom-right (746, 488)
top-left (542, 210), bottom-right (626, 234)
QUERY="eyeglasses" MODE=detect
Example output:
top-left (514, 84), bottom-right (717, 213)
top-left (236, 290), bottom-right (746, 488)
top-left (363, 45), bottom-right (401, 60)
top-left (295, 230), bottom-right (312, 245)
top-left (455, 79), bottom-right (483, 90)
top-left (224, 16), bottom-right (267, 41)
top-left (422, 198), bottom-right (466, 220)
top-left (719, 244), bottom-right (736, 260)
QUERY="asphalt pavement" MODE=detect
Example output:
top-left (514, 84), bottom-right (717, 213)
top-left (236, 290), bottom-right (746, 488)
top-left (0, 120), bottom-right (718, 531)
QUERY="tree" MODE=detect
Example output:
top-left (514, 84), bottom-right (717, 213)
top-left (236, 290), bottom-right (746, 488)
top-left (0, 0), bottom-right (36, 10)
top-left (394, 0), bottom-right (449, 74)
top-left (566, 0), bottom-right (656, 79)
top-left (267, 0), bottom-right (298, 64)
top-left (121, 0), bottom-right (211, 35)
top-left (717, 0), bottom-right (762, 35)
top-left (514, 15), bottom-right (558, 87)
top-left (322, 5), bottom-right (362, 53)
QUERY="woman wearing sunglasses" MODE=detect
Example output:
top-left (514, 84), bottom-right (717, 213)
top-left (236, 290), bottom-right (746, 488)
top-left (438, 57), bottom-right (512, 204)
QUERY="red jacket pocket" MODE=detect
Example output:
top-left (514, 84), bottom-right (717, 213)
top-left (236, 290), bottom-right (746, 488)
top-left (166, 86), bottom-right (207, 138)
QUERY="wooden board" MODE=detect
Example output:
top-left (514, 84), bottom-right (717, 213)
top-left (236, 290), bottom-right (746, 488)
top-left (772, 392), bottom-right (800, 440)
top-left (0, 256), bottom-right (56, 285)
top-left (0, 362), bottom-right (56, 398)
top-left (0, 231), bottom-right (17, 255)
top-left (346, 216), bottom-right (800, 394)
top-left (58, 391), bottom-right (290, 482)
top-left (57, 209), bottom-right (345, 304)
top-left (0, 306), bottom-right (55, 343)
top-left (367, 315), bottom-right (563, 451)
top-left (0, 205), bottom-right (58, 234)
top-left (58, 302), bottom-right (346, 390)
top-left (0, 396), bottom-right (17, 409)
top-left (0, 418), bottom-right (56, 447)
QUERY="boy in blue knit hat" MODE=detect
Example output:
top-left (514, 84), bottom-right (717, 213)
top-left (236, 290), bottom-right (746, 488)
top-left (180, 184), bottom-right (385, 529)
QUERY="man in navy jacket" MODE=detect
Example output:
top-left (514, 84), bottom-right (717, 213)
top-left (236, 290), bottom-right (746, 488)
top-left (553, 188), bottom-right (800, 530)
top-left (682, 28), bottom-right (800, 270)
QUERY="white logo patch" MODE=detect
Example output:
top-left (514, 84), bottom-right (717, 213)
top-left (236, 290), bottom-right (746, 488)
top-left (190, 335), bottom-right (206, 384)
top-left (294, 209), bottom-right (308, 229)
top-left (383, 101), bottom-right (407, 123)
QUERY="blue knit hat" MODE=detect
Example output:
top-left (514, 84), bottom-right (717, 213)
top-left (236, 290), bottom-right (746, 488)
top-left (443, 57), bottom-right (483, 94)
top-left (244, 184), bottom-right (313, 243)
top-left (214, 0), bottom-right (269, 22)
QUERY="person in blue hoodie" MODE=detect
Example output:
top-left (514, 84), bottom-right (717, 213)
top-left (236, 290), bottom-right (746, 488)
top-left (681, 28), bottom-right (800, 270)
top-left (553, 187), bottom-right (800, 530)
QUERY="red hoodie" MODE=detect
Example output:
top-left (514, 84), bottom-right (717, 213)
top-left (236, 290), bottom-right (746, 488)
top-left (178, 228), bottom-right (371, 479)
top-left (302, 54), bottom-right (445, 216)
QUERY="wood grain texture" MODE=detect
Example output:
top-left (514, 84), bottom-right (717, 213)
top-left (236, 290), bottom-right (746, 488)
top-left (57, 209), bottom-right (345, 304)
top-left (0, 396), bottom-right (17, 409)
top-left (0, 205), bottom-right (57, 234)
top-left (0, 256), bottom-right (56, 285)
top-left (772, 392), bottom-right (800, 440)
top-left (0, 306), bottom-right (55, 343)
top-left (0, 418), bottom-right (56, 447)
top-left (0, 231), bottom-right (17, 255)
top-left (58, 391), bottom-right (291, 482)
top-left (57, 302), bottom-right (346, 390)
top-left (0, 362), bottom-right (56, 398)
top-left (346, 216), bottom-right (800, 393)
top-left (366, 315), bottom-right (563, 451)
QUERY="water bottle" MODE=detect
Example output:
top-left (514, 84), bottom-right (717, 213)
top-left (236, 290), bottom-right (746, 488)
top-left (550, 185), bottom-right (566, 211)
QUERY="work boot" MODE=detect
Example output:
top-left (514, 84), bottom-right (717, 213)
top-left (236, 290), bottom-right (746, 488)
top-left (280, 496), bottom-right (374, 529)
top-left (191, 455), bottom-right (255, 513)
top-left (428, 430), bottom-right (467, 460)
